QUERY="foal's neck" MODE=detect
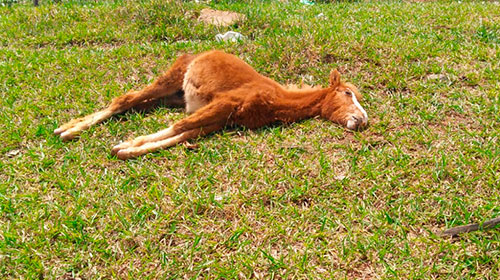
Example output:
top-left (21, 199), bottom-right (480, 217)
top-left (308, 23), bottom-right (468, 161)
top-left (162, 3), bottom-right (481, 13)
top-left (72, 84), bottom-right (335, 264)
top-left (272, 87), bottom-right (329, 123)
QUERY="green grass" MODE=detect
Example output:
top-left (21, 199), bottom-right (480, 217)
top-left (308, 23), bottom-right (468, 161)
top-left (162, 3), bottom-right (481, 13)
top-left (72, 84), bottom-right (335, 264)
top-left (1, 0), bottom-right (500, 278)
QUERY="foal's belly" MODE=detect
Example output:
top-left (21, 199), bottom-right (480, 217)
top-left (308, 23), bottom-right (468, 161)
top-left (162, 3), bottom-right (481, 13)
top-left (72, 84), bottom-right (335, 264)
top-left (183, 81), bottom-right (209, 114)
top-left (182, 62), bottom-right (210, 114)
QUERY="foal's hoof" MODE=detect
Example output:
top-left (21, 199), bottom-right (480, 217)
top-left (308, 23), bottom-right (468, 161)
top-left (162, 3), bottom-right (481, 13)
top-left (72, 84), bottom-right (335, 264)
top-left (59, 130), bottom-right (80, 141)
top-left (111, 145), bottom-right (121, 156)
top-left (116, 149), bottom-right (133, 160)
top-left (111, 141), bottom-right (133, 155)
top-left (53, 127), bottom-right (64, 135)
top-left (54, 123), bottom-right (82, 141)
top-left (54, 127), bottom-right (80, 141)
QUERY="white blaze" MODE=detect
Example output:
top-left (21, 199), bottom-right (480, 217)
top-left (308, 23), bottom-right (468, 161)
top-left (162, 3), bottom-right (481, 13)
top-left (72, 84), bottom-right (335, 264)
top-left (350, 92), bottom-right (368, 120)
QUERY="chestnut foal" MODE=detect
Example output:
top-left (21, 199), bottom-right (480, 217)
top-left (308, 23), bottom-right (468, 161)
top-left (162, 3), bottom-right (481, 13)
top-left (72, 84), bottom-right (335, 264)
top-left (54, 50), bottom-right (368, 159)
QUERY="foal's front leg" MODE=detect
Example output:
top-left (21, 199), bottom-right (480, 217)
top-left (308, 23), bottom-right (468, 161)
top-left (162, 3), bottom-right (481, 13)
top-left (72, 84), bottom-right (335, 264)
top-left (111, 125), bottom-right (176, 155)
top-left (112, 99), bottom-right (238, 159)
top-left (114, 124), bottom-right (223, 160)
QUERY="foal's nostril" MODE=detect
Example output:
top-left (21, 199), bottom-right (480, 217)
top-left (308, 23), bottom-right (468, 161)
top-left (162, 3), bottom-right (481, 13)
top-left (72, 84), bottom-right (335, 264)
top-left (358, 117), bottom-right (368, 128)
top-left (352, 116), bottom-right (363, 126)
top-left (347, 113), bottom-right (369, 130)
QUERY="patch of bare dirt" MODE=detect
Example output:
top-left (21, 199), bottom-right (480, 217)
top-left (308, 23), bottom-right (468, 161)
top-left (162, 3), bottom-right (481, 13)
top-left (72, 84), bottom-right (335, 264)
top-left (198, 8), bottom-right (246, 27)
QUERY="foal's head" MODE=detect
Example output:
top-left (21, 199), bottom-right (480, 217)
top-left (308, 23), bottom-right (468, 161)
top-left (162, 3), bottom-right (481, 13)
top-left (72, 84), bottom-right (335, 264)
top-left (321, 69), bottom-right (368, 130)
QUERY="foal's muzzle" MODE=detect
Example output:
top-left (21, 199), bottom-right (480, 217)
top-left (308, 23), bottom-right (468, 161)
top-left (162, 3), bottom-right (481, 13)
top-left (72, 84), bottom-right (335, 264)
top-left (346, 115), bottom-right (368, 130)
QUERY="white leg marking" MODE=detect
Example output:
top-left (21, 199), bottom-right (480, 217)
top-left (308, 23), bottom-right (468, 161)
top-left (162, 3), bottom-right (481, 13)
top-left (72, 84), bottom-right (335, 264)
top-left (116, 132), bottom-right (186, 159)
top-left (112, 126), bottom-right (176, 154)
top-left (58, 109), bottom-right (114, 139)
top-left (138, 126), bottom-right (175, 143)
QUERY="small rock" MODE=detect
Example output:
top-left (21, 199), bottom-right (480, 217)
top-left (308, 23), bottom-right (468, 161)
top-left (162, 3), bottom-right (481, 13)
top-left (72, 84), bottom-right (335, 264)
top-left (6, 149), bottom-right (20, 158)
top-left (427, 73), bottom-right (450, 82)
top-left (334, 174), bottom-right (346, 180)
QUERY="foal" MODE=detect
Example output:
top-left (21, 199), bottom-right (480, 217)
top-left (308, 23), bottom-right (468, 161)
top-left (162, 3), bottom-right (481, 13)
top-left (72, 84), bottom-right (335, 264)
top-left (54, 50), bottom-right (368, 159)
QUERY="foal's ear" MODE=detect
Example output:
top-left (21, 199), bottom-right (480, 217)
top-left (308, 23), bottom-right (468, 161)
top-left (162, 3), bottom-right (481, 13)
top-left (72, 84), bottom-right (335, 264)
top-left (329, 69), bottom-right (341, 88)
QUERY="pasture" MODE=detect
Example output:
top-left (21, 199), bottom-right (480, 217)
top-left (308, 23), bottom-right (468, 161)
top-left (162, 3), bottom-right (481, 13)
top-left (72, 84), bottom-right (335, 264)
top-left (1, 0), bottom-right (499, 278)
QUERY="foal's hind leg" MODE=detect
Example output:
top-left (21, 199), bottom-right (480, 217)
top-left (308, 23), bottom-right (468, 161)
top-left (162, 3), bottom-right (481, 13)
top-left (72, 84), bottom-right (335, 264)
top-left (54, 54), bottom-right (195, 140)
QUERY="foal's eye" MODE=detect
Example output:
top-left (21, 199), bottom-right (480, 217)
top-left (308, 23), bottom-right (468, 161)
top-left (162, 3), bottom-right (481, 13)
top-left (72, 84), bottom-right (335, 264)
top-left (345, 90), bottom-right (352, 96)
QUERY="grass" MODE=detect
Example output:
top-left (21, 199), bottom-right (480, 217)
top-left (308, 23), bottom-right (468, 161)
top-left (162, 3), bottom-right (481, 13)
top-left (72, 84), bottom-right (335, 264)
top-left (0, 0), bottom-right (499, 278)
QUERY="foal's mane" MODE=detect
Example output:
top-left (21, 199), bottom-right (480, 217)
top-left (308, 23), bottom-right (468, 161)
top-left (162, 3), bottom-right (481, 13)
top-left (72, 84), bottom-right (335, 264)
top-left (282, 82), bottom-right (323, 92)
